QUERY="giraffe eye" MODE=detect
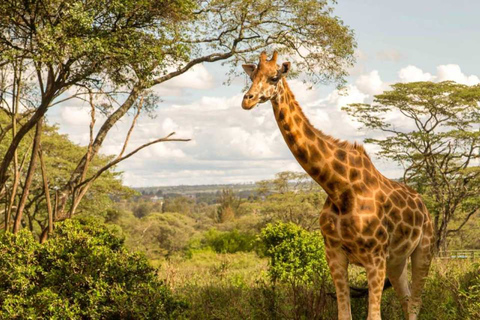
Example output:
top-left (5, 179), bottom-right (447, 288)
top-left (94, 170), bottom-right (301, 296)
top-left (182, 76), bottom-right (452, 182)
top-left (270, 76), bottom-right (280, 82)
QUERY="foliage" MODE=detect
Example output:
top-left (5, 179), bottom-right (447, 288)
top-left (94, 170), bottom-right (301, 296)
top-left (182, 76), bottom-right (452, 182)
top-left (200, 228), bottom-right (257, 254)
top-left (259, 222), bottom-right (329, 285)
top-left (344, 81), bottom-right (480, 250)
top-left (456, 263), bottom-right (480, 319)
top-left (0, 218), bottom-right (186, 319)
top-left (0, 120), bottom-right (134, 236)
top-left (186, 0), bottom-right (356, 86)
top-left (0, 0), bottom-right (195, 84)
top-left (260, 191), bottom-right (325, 231)
top-left (215, 189), bottom-right (242, 223)
top-left (116, 211), bottom-right (197, 258)
top-left (133, 203), bottom-right (152, 218)
top-left (162, 196), bottom-right (195, 216)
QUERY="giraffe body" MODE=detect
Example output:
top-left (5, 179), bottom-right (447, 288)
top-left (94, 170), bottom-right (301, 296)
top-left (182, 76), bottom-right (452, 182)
top-left (241, 52), bottom-right (435, 320)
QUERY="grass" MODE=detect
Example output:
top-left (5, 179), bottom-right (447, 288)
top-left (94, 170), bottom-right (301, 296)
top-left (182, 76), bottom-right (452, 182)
top-left (156, 252), bottom-right (479, 319)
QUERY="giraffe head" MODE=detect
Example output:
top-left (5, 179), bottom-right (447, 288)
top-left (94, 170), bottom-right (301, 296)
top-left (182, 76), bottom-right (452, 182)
top-left (241, 51), bottom-right (291, 110)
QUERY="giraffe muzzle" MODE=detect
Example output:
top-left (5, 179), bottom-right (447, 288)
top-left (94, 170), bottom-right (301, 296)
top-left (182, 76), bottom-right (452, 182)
top-left (242, 93), bottom-right (259, 110)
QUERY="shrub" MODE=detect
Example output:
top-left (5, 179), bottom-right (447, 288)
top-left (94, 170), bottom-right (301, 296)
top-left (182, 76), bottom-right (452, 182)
top-left (202, 229), bottom-right (257, 254)
top-left (459, 263), bottom-right (480, 318)
top-left (259, 222), bottom-right (329, 285)
top-left (0, 218), bottom-right (186, 319)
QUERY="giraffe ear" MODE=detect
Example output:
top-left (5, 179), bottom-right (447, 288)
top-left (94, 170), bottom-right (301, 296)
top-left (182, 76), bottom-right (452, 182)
top-left (242, 64), bottom-right (256, 77)
top-left (280, 62), bottom-right (291, 76)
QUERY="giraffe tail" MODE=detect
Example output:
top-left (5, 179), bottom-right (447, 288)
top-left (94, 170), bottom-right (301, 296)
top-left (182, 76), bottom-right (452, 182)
top-left (349, 278), bottom-right (392, 298)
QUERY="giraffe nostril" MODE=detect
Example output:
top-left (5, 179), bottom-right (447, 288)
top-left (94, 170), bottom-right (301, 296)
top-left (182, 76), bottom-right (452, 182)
top-left (244, 94), bottom-right (254, 100)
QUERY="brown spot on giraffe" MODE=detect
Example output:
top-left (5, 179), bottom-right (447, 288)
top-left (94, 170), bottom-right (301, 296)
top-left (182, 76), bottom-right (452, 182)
top-left (294, 114), bottom-right (302, 125)
top-left (304, 123), bottom-right (316, 140)
top-left (349, 168), bottom-right (361, 182)
top-left (333, 160), bottom-right (348, 178)
top-left (335, 149), bottom-right (347, 161)
top-left (241, 51), bottom-right (434, 320)
top-left (308, 145), bottom-right (321, 162)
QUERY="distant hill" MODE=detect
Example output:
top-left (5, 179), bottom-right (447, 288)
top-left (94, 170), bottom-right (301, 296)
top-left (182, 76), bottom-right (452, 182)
top-left (135, 183), bottom-right (257, 197)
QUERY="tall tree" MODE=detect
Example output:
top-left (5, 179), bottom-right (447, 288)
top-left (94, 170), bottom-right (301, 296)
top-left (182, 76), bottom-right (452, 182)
top-left (343, 81), bottom-right (480, 251)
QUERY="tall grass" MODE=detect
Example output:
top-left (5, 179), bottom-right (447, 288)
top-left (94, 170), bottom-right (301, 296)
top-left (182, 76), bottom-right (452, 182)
top-left (158, 252), bottom-right (479, 319)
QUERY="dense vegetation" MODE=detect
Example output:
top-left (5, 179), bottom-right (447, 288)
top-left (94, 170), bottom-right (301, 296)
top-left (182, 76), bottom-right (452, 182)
top-left (0, 219), bottom-right (185, 319)
top-left (3, 190), bottom-right (478, 319)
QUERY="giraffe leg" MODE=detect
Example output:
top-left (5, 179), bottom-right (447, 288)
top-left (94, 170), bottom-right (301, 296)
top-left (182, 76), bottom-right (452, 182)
top-left (325, 248), bottom-right (351, 320)
top-left (365, 257), bottom-right (387, 320)
top-left (408, 239), bottom-right (433, 320)
top-left (386, 259), bottom-right (410, 317)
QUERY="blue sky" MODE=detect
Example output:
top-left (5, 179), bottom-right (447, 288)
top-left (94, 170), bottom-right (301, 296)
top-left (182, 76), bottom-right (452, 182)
top-left (50, 1), bottom-right (480, 187)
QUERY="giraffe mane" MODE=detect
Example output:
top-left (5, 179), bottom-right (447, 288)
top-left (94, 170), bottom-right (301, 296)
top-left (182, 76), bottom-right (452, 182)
top-left (295, 102), bottom-right (370, 157)
top-left (330, 136), bottom-right (369, 155)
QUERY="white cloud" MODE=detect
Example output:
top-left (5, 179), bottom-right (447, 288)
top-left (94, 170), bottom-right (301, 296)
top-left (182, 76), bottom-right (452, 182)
top-left (355, 70), bottom-right (387, 95)
top-left (397, 64), bottom-right (480, 86)
top-left (398, 65), bottom-right (434, 82)
top-left (287, 80), bottom-right (318, 105)
top-left (60, 106), bottom-right (92, 126)
top-left (325, 85), bottom-right (369, 110)
top-left (436, 64), bottom-right (480, 85)
top-left (153, 64), bottom-right (214, 96)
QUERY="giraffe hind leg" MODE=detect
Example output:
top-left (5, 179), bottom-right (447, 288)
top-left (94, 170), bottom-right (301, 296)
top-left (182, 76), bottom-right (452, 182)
top-left (386, 259), bottom-right (410, 317)
top-left (408, 237), bottom-right (433, 320)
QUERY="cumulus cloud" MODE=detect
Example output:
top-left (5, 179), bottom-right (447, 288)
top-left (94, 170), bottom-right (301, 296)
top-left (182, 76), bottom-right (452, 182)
top-left (397, 64), bottom-right (480, 85)
top-left (355, 70), bottom-right (387, 95)
top-left (398, 65), bottom-right (434, 82)
top-left (153, 64), bottom-right (214, 96)
top-left (325, 85), bottom-right (369, 110)
top-left (60, 106), bottom-right (92, 126)
top-left (436, 64), bottom-right (480, 85)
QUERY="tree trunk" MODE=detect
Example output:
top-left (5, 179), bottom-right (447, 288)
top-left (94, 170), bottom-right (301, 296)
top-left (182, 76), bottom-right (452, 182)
top-left (39, 147), bottom-right (54, 234)
top-left (0, 71), bottom-right (56, 190)
top-left (13, 119), bottom-right (43, 233)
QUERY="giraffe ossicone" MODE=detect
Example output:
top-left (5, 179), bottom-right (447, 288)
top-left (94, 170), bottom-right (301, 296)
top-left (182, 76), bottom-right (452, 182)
top-left (241, 51), bottom-right (435, 320)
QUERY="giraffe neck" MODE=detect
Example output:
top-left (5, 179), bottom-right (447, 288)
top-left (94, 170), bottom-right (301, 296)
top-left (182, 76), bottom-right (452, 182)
top-left (271, 78), bottom-right (357, 198)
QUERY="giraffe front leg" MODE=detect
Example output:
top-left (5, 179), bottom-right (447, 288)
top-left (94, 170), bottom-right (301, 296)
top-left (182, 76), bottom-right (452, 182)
top-left (365, 256), bottom-right (387, 320)
top-left (325, 247), bottom-right (351, 320)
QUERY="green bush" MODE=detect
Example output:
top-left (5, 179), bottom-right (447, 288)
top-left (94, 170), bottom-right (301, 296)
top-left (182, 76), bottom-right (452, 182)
top-left (0, 218), bottom-right (186, 319)
top-left (259, 222), bottom-right (329, 285)
top-left (201, 228), bottom-right (257, 254)
top-left (417, 261), bottom-right (480, 320)
top-left (459, 263), bottom-right (480, 318)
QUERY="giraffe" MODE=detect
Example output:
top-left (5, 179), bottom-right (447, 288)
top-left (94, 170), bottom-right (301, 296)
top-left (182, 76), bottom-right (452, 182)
top-left (241, 51), bottom-right (435, 320)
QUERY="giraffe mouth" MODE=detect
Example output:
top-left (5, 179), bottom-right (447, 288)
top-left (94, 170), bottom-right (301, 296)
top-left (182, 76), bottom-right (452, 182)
top-left (242, 99), bottom-right (259, 110)
top-left (242, 96), bottom-right (269, 110)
